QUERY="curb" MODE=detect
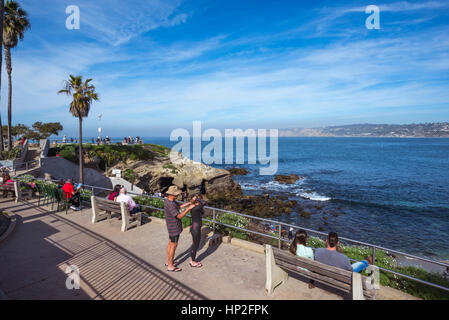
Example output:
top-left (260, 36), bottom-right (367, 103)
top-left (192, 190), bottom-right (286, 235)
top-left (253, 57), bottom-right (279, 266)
top-left (0, 212), bottom-right (17, 246)
top-left (229, 237), bottom-right (265, 254)
top-left (148, 216), bottom-right (165, 225)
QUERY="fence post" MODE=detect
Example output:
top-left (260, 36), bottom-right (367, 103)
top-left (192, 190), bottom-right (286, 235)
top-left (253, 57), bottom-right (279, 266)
top-left (91, 186), bottom-right (95, 196)
top-left (372, 246), bottom-right (376, 265)
top-left (212, 209), bottom-right (216, 230)
top-left (278, 223), bottom-right (282, 249)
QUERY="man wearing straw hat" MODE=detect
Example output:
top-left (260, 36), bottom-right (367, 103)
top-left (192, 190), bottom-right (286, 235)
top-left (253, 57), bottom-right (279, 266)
top-left (164, 185), bottom-right (197, 272)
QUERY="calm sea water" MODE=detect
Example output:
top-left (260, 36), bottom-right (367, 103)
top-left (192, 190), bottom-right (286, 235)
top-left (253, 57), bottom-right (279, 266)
top-left (93, 137), bottom-right (449, 260)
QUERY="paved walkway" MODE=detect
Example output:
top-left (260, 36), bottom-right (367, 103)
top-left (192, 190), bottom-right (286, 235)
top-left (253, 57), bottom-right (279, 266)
top-left (0, 198), bottom-right (418, 300)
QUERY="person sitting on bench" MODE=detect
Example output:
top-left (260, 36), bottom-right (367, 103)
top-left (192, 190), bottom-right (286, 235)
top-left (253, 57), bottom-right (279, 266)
top-left (62, 178), bottom-right (81, 211)
top-left (116, 187), bottom-right (140, 214)
top-left (315, 232), bottom-right (372, 273)
top-left (2, 173), bottom-right (13, 185)
top-left (289, 229), bottom-right (316, 288)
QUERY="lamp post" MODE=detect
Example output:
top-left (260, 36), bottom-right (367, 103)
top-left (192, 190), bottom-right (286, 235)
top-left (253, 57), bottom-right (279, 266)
top-left (97, 114), bottom-right (102, 144)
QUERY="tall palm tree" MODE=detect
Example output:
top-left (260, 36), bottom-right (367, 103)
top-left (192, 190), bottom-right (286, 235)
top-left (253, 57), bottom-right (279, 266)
top-left (58, 75), bottom-right (99, 184)
top-left (3, 0), bottom-right (30, 150)
top-left (0, 0), bottom-right (5, 152)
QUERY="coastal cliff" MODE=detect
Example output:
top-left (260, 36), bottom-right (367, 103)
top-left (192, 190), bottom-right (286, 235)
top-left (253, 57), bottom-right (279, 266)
top-left (102, 147), bottom-right (242, 200)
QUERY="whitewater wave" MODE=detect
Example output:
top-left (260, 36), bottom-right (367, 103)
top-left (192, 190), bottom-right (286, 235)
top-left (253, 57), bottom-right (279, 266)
top-left (240, 178), bottom-right (331, 201)
top-left (297, 192), bottom-right (331, 202)
top-left (240, 179), bottom-right (305, 192)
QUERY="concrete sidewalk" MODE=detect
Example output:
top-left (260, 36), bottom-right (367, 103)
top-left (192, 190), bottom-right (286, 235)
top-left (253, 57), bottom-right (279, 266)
top-left (0, 198), bottom-right (418, 300)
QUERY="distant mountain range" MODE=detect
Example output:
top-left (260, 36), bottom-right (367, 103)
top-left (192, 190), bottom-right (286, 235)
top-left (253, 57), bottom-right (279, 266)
top-left (279, 123), bottom-right (449, 137)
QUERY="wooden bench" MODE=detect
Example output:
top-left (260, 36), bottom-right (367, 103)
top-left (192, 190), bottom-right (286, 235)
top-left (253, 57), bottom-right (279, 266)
top-left (265, 245), bottom-right (379, 300)
top-left (0, 181), bottom-right (32, 202)
top-left (0, 183), bottom-right (15, 198)
top-left (91, 196), bottom-right (142, 232)
top-left (14, 181), bottom-right (33, 203)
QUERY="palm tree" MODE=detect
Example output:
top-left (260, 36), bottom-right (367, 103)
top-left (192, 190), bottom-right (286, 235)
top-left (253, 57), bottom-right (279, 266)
top-left (0, 0), bottom-right (5, 152)
top-left (3, 0), bottom-right (30, 150)
top-left (58, 75), bottom-right (99, 184)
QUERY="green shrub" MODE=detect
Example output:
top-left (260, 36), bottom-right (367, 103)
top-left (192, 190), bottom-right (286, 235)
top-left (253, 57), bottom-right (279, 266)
top-left (0, 147), bottom-right (22, 160)
top-left (133, 196), bottom-right (191, 227)
top-left (213, 212), bottom-right (249, 240)
top-left (56, 144), bottom-right (154, 169)
top-left (123, 169), bottom-right (137, 183)
top-left (59, 147), bottom-right (77, 163)
top-left (163, 163), bottom-right (178, 174)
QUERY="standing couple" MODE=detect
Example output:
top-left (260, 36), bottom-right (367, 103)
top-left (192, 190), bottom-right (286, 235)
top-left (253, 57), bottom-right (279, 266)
top-left (164, 185), bottom-right (206, 272)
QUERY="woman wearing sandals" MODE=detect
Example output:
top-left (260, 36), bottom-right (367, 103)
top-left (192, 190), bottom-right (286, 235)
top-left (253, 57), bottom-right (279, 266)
top-left (189, 194), bottom-right (206, 268)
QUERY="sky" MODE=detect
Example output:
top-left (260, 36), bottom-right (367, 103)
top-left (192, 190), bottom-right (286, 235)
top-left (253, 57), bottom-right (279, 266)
top-left (2, 0), bottom-right (449, 137)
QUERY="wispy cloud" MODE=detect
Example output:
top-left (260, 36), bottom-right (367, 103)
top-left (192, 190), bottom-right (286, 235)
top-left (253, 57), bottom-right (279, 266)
top-left (5, 0), bottom-right (449, 136)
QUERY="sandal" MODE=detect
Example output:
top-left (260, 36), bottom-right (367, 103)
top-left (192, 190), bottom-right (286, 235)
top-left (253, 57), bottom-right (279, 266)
top-left (190, 262), bottom-right (203, 268)
top-left (167, 267), bottom-right (182, 272)
top-left (165, 262), bottom-right (179, 267)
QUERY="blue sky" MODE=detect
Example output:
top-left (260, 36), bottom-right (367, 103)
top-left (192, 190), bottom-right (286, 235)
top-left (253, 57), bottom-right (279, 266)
top-left (2, 0), bottom-right (449, 137)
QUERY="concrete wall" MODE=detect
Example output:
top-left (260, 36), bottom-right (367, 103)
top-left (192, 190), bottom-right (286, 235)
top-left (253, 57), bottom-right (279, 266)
top-left (109, 177), bottom-right (144, 195)
top-left (40, 157), bottom-right (112, 189)
top-left (0, 140), bottom-right (29, 170)
top-left (39, 139), bottom-right (50, 158)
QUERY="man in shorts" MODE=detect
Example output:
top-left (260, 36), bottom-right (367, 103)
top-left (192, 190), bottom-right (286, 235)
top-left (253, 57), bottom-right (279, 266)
top-left (164, 185), bottom-right (196, 272)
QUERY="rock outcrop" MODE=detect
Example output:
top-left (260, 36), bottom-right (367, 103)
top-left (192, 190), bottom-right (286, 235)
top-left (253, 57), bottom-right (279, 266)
top-left (274, 174), bottom-right (302, 184)
top-left (109, 152), bottom-right (242, 200)
top-left (228, 168), bottom-right (249, 175)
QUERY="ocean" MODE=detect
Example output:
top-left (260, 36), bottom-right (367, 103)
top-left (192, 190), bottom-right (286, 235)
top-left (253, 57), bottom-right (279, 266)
top-left (89, 136), bottom-right (449, 260)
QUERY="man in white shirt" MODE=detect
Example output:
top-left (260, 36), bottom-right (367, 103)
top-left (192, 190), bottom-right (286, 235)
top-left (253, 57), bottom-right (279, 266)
top-left (116, 187), bottom-right (140, 214)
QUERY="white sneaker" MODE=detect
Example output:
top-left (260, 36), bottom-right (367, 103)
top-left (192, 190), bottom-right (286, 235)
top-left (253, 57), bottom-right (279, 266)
top-left (71, 206), bottom-right (80, 211)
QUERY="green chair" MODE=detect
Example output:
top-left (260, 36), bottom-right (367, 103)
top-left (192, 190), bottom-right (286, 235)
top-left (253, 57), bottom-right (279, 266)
top-left (57, 188), bottom-right (70, 214)
top-left (37, 183), bottom-right (50, 207)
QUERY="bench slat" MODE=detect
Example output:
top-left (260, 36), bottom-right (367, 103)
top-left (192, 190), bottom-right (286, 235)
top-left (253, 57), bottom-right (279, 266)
top-left (277, 261), bottom-right (375, 298)
top-left (273, 248), bottom-right (352, 281)
top-left (276, 261), bottom-right (351, 293)
top-left (95, 198), bottom-right (123, 213)
top-left (97, 204), bottom-right (122, 213)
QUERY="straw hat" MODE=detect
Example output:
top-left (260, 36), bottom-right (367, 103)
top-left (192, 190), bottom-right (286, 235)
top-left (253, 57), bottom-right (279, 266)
top-left (166, 185), bottom-right (182, 196)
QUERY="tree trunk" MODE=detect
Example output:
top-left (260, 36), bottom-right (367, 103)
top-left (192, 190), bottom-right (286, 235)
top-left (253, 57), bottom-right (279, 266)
top-left (5, 46), bottom-right (12, 151)
top-left (78, 116), bottom-right (84, 184)
top-left (0, 0), bottom-right (5, 152)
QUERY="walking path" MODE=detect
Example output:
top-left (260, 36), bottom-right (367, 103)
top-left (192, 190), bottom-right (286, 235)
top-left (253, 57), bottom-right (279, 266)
top-left (0, 198), bottom-right (418, 300)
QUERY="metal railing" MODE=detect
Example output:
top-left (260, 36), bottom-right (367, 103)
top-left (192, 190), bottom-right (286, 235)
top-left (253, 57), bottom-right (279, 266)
top-left (1, 159), bottom-right (40, 176)
top-left (49, 138), bottom-right (144, 145)
top-left (13, 160), bottom-right (40, 171)
top-left (16, 175), bottom-right (449, 293)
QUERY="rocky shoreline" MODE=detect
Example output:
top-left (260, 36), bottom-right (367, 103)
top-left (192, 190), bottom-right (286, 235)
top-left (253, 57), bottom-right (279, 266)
top-left (96, 146), bottom-right (308, 219)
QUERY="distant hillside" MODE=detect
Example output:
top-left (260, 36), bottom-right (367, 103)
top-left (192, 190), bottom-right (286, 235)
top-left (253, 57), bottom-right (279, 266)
top-left (279, 123), bottom-right (449, 137)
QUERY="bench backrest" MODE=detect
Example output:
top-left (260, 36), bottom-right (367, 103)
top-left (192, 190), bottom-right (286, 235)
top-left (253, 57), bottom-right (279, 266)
top-left (95, 197), bottom-right (125, 214)
top-left (0, 183), bottom-right (14, 191)
top-left (272, 246), bottom-right (376, 299)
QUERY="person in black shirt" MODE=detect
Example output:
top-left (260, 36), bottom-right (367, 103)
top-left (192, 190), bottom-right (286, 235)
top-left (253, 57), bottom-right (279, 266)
top-left (189, 194), bottom-right (206, 268)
